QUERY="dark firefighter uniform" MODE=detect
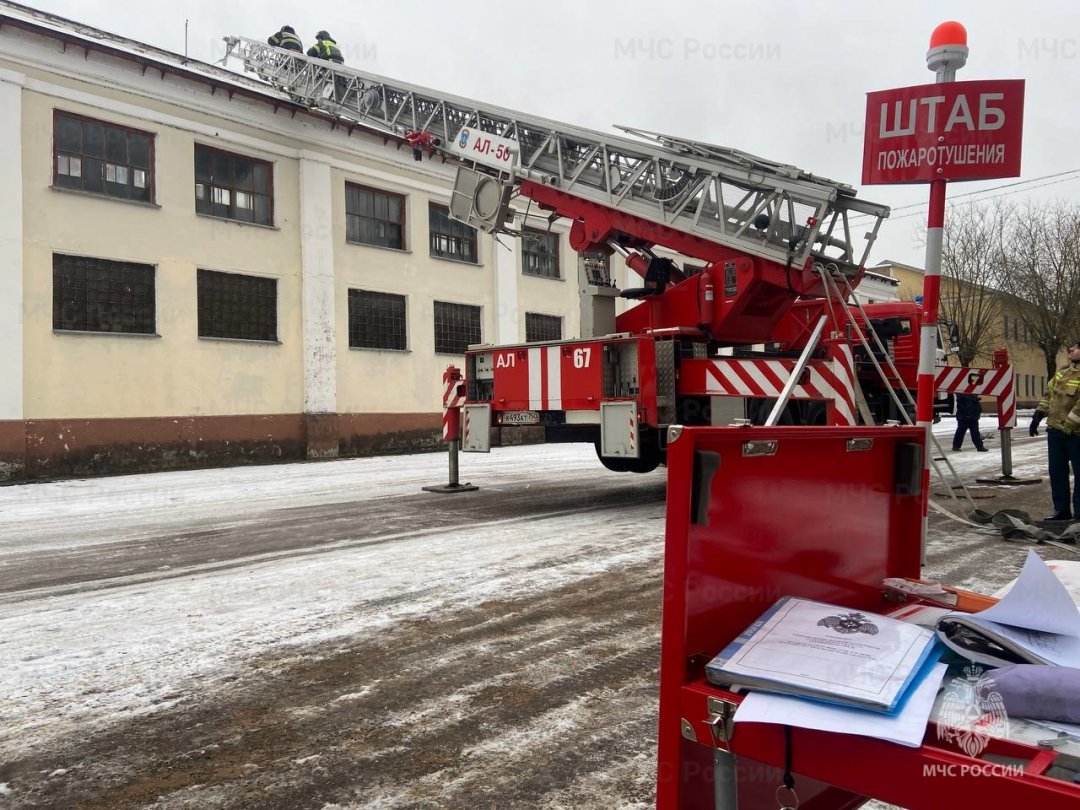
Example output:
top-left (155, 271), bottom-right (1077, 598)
top-left (307, 32), bottom-right (344, 64)
top-left (952, 393), bottom-right (987, 452)
top-left (268, 27), bottom-right (302, 52)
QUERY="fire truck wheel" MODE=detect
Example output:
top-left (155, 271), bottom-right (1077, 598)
top-left (594, 442), bottom-right (661, 473)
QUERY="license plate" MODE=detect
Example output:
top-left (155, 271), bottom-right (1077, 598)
top-left (500, 410), bottom-right (540, 425)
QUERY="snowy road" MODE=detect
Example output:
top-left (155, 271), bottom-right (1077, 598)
top-left (0, 423), bottom-right (1064, 809)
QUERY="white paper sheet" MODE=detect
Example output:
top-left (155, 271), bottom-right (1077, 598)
top-left (1047, 561), bottom-right (1080, 607)
top-left (995, 559), bottom-right (1080, 607)
top-left (961, 619), bottom-right (1080, 667)
top-left (733, 662), bottom-right (948, 748)
top-left (975, 550), bottom-right (1080, 635)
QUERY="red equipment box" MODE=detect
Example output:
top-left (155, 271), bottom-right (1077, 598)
top-left (657, 425), bottom-right (1080, 809)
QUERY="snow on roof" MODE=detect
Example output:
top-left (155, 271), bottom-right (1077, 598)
top-left (0, 2), bottom-right (269, 93)
top-left (875, 258), bottom-right (925, 274)
top-left (0, 1), bottom-right (396, 142)
top-left (862, 269), bottom-right (900, 285)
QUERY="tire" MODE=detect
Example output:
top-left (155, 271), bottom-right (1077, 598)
top-left (594, 441), bottom-right (661, 473)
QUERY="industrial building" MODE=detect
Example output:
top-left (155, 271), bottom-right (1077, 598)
top-left (0, 4), bottom-right (588, 480)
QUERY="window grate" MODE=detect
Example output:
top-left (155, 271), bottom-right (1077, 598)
top-left (525, 312), bottom-right (563, 343)
top-left (346, 183), bottom-right (406, 250)
top-left (522, 228), bottom-right (560, 279)
top-left (54, 111), bottom-right (154, 203)
top-left (197, 269), bottom-right (278, 341)
top-left (348, 289), bottom-right (407, 350)
top-left (53, 253), bottom-right (156, 334)
top-left (433, 301), bottom-right (481, 355)
top-left (428, 203), bottom-right (478, 263)
top-left (194, 144), bottom-right (273, 226)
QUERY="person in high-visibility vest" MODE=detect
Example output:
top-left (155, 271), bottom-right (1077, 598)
top-left (307, 31), bottom-right (344, 64)
top-left (267, 25), bottom-right (303, 52)
top-left (1030, 340), bottom-right (1080, 521)
top-left (307, 30), bottom-right (346, 103)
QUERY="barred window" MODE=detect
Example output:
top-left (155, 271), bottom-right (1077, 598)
top-left (194, 145), bottom-right (273, 225)
top-left (429, 203), bottom-right (478, 263)
top-left (434, 301), bottom-right (481, 355)
top-left (522, 228), bottom-right (560, 278)
top-left (525, 312), bottom-right (562, 343)
top-left (349, 289), bottom-right (407, 350)
top-left (346, 183), bottom-right (405, 250)
top-left (53, 253), bottom-right (156, 334)
top-left (197, 269), bottom-right (277, 341)
top-left (54, 111), bottom-right (154, 203)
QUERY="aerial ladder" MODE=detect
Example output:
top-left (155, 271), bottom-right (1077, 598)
top-left (224, 36), bottom-right (887, 273)
top-left (222, 37), bottom-right (1014, 485)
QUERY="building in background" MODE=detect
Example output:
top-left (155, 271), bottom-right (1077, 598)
top-left (876, 260), bottom-right (1050, 409)
top-left (853, 268), bottom-right (899, 305)
top-left (0, 3), bottom-right (587, 480)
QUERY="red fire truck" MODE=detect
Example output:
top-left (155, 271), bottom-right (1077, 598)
top-left (224, 37), bottom-right (1014, 476)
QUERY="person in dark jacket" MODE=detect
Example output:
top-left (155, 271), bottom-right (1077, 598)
top-left (952, 393), bottom-right (988, 452)
top-left (307, 30), bottom-right (346, 102)
top-left (267, 25), bottom-right (303, 52)
top-left (307, 31), bottom-right (344, 63)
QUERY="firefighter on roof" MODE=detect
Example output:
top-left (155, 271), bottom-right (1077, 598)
top-left (267, 25), bottom-right (302, 52)
top-left (308, 31), bottom-right (344, 63)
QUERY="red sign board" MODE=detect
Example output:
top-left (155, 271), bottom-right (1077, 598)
top-left (862, 79), bottom-right (1024, 184)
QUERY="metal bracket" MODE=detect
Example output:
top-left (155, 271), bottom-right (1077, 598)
top-left (742, 440), bottom-right (778, 457)
top-left (681, 718), bottom-right (697, 742)
top-left (764, 314), bottom-right (827, 427)
top-left (705, 696), bottom-right (738, 744)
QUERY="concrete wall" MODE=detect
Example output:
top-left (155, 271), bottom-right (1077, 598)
top-left (20, 87), bottom-right (306, 420)
top-left (333, 167), bottom-right (498, 414)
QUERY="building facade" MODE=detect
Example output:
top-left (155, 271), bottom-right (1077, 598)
top-left (853, 269), bottom-right (899, 305)
top-left (0, 5), bottom-right (592, 480)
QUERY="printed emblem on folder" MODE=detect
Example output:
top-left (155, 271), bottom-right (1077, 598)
top-left (818, 612), bottom-right (880, 635)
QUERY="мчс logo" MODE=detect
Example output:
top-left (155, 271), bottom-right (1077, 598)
top-left (817, 612), bottom-right (879, 635)
top-left (937, 664), bottom-right (1008, 757)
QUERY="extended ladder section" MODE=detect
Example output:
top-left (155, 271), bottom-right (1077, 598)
top-left (223, 36), bottom-right (890, 272)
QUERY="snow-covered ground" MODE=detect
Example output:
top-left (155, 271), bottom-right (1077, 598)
top-left (0, 446), bottom-right (660, 751)
top-left (0, 420), bottom-right (1062, 808)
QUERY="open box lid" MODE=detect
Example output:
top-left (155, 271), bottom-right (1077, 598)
top-left (655, 425), bottom-right (1080, 809)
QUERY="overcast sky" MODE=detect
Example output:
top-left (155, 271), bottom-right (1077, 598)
top-left (25, 0), bottom-right (1080, 269)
